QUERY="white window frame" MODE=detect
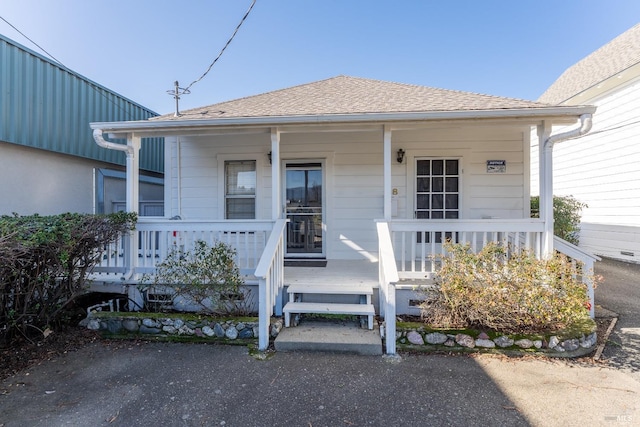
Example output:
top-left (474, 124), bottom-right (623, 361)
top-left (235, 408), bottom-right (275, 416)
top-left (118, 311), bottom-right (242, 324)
top-left (217, 157), bottom-right (261, 219)
top-left (414, 157), bottom-right (461, 220)
top-left (406, 149), bottom-right (468, 220)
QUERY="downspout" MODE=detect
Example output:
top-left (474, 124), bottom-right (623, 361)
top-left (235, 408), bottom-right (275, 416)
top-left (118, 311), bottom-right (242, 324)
top-left (93, 128), bottom-right (134, 156)
top-left (92, 128), bottom-right (136, 280)
top-left (540, 114), bottom-right (593, 257)
top-left (545, 114), bottom-right (593, 148)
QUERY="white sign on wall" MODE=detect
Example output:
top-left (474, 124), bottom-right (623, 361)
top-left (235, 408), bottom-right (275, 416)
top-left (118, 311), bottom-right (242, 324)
top-left (487, 160), bottom-right (506, 173)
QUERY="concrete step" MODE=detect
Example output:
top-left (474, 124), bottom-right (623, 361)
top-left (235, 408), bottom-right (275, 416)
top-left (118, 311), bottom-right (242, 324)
top-left (274, 320), bottom-right (382, 355)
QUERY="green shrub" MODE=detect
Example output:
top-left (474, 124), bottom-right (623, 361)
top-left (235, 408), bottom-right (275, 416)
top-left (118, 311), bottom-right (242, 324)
top-left (531, 195), bottom-right (587, 245)
top-left (421, 242), bottom-right (592, 334)
top-left (141, 240), bottom-right (245, 315)
top-left (0, 212), bottom-right (137, 346)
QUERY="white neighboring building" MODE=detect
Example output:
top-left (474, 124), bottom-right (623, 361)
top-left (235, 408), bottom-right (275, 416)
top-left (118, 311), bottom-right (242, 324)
top-left (532, 24), bottom-right (640, 263)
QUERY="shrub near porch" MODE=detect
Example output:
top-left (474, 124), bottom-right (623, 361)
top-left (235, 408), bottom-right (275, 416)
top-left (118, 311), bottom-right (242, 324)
top-left (420, 242), bottom-right (595, 335)
top-left (140, 240), bottom-right (247, 314)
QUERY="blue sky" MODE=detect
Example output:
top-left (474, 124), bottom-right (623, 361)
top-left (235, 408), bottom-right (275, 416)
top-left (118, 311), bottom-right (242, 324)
top-left (2, 1), bottom-right (640, 115)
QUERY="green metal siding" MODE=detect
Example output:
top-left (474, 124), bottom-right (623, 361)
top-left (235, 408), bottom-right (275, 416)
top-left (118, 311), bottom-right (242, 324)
top-left (0, 34), bottom-right (163, 173)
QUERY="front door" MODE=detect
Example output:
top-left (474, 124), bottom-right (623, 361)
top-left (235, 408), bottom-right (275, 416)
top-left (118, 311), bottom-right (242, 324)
top-left (285, 162), bottom-right (324, 257)
top-left (415, 158), bottom-right (460, 251)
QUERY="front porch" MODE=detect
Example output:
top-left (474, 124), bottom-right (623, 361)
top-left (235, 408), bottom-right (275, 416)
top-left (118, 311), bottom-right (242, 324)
top-left (90, 217), bottom-right (598, 354)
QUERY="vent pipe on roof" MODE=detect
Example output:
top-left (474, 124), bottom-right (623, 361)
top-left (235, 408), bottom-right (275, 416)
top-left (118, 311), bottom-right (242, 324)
top-left (545, 114), bottom-right (593, 148)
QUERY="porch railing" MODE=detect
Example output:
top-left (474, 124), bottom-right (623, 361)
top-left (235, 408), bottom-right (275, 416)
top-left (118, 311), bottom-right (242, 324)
top-left (389, 219), bottom-right (545, 279)
top-left (255, 218), bottom-right (288, 351)
top-left (95, 219), bottom-right (276, 277)
top-left (554, 236), bottom-right (600, 318)
top-left (376, 220), bottom-right (598, 352)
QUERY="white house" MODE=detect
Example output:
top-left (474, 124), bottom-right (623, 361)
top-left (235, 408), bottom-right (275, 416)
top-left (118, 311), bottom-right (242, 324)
top-left (90, 76), bottom-right (597, 354)
top-left (533, 24), bottom-right (640, 263)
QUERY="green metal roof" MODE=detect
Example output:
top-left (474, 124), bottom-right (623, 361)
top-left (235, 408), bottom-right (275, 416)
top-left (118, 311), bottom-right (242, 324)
top-left (0, 33), bottom-right (163, 173)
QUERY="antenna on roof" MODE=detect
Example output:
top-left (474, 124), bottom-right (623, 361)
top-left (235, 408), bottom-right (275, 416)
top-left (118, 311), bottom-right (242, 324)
top-left (167, 81), bottom-right (190, 117)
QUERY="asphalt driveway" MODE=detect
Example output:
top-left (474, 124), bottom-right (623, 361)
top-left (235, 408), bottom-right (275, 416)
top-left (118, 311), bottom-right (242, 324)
top-left (1, 342), bottom-right (639, 427)
top-left (595, 258), bottom-right (640, 382)
top-left (0, 257), bottom-right (638, 427)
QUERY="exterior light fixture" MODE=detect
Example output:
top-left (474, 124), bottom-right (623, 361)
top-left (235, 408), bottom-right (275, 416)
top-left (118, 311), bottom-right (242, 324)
top-left (268, 151), bottom-right (272, 164)
top-left (396, 149), bottom-right (405, 163)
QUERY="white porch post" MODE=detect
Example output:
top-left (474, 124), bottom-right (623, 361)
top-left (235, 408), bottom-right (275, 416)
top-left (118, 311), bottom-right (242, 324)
top-left (383, 125), bottom-right (392, 220)
top-left (270, 128), bottom-right (284, 317)
top-left (126, 134), bottom-right (141, 275)
top-left (538, 122), bottom-right (554, 258)
top-left (271, 128), bottom-right (281, 220)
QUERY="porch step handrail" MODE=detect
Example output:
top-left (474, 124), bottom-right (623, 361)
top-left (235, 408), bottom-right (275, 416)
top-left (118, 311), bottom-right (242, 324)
top-left (554, 236), bottom-right (600, 318)
top-left (255, 218), bottom-right (288, 351)
top-left (376, 221), bottom-right (399, 355)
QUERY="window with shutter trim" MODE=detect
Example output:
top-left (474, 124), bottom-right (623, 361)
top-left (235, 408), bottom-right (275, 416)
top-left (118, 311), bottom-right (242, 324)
top-left (225, 161), bottom-right (256, 219)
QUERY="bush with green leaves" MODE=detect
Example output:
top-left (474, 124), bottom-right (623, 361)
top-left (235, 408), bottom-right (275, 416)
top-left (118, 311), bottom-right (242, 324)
top-left (420, 242), bottom-right (593, 334)
top-left (531, 195), bottom-right (587, 245)
top-left (0, 212), bottom-right (137, 346)
top-left (141, 240), bottom-right (245, 315)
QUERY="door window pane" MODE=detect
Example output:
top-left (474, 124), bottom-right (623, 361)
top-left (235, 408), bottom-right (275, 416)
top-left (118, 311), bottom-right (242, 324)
top-left (416, 194), bottom-right (430, 209)
top-left (445, 177), bottom-right (458, 192)
top-left (432, 160), bottom-right (444, 175)
top-left (446, 160), bottom-right (459, 175)
top-left (286, 163), bottom-right (323, 255)
top-left (417, 177), bottom-right (430, 192)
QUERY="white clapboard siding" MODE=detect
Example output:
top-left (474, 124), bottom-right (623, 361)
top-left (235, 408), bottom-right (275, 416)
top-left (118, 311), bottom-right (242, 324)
top-left (580, 223), bottom-right (640, 263)
top-left (167, 125), bottom-right (528, 260)
top-left (531, 77), bottom-right (640, 262)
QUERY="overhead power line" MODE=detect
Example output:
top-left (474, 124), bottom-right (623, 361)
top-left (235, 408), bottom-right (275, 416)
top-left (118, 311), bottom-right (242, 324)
top-left (0, 14), bottom-right (65, 65)
top-left (0, 14), bottom-right (141, 119)
top-left (168, 0), bottom-right (257, 116)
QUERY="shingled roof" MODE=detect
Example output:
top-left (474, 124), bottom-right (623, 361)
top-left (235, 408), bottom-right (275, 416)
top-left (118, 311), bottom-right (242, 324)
top-left (153, 75), bottom-right (550, 121)
top-left (539, 24), bottom-right (640, 105)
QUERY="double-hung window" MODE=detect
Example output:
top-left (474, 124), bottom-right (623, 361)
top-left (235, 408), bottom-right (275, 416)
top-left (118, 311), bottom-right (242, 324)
top-left (225, 160), bottom-right (256, 219)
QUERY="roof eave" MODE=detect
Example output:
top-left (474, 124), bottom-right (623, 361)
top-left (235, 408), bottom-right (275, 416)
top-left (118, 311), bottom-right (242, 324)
top-left (90, 105), bottom-right (596, 135)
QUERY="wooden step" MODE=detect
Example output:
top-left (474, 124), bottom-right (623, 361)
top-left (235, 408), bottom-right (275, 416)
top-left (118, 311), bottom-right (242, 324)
top-left (287, 284), bottom-right (373, 295)
top-left (283, 302), bottom-right (375, 329)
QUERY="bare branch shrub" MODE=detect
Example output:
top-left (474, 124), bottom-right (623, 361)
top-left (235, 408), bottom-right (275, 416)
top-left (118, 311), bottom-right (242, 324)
top-left (141, 240), bottom-right (245, 315)
top-left (0, 212), bottom-right (137, 347)
top-left (421, 242), bottom-right (594, 334)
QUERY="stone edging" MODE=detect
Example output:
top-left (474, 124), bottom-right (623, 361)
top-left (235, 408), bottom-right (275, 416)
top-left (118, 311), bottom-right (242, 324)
top-left (383, 323), bottom-right (597, 357)
top-left (82, 315), bottom-right (283, 342)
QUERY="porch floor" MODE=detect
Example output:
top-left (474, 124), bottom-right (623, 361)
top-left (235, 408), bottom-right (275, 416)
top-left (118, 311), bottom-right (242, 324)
top-left (284, 259), bottom-right (379, 288)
